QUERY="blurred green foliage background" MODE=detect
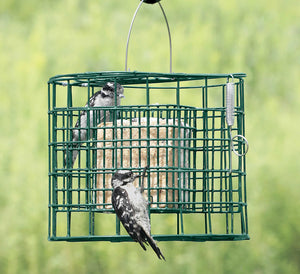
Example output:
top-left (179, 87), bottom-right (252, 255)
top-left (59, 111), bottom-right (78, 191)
top-left (0, 0), bottom-right (299, 273)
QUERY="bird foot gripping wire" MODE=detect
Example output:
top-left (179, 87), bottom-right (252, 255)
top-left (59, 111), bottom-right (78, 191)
top-left (125, 0), bottom-right (172, 73)
top-left (226, 75), bottom-right (249, 174)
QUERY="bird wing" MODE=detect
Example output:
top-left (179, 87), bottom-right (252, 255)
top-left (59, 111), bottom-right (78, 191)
top-left (112, 187), bottom-right (148, 250)
top-left (87, 90), bottom-right (101, 107)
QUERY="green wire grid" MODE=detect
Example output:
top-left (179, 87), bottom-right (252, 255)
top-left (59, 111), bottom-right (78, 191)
top-left (48, 71), bottom-right (249, 242)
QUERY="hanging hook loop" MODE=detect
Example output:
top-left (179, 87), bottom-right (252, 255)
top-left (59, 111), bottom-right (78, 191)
top-left (125, 0), bottom-right (172, 73)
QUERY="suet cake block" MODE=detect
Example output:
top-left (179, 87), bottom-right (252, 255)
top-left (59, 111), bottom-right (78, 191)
top-left (96, 117), bottom-right (190, 209)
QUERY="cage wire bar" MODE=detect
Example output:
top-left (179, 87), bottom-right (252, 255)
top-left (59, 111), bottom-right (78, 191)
top-left (48, 71), bottom-right (249, 242)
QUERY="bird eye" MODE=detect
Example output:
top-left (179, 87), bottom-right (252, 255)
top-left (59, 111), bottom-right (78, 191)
top-left (100, 91), bottom-right (110, 98)
top-left (103, 83), bottom-right (115, 93)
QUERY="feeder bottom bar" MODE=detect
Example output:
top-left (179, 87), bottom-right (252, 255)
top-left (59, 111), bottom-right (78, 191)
top-left (49, 234), bottom-right (250, 242)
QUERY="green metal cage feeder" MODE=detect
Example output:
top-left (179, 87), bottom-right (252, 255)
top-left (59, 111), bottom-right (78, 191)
top-left (48, 1), bottom-right (249, 243)
top-left (48, 71), bottom-right (249, 242)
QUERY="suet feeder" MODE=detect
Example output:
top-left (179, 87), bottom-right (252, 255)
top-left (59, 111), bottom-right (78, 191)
top-left (48, 1), bottom-right (249, 242)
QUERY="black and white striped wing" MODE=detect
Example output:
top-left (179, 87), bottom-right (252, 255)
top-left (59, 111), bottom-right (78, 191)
top-left (87, 90), bottom-right (102, 107)
top-left (111, 187), bottom-right (147, 250)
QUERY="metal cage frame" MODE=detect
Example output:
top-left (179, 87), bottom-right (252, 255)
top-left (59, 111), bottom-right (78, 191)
top-left (48, 71), bottom-right (249, 242)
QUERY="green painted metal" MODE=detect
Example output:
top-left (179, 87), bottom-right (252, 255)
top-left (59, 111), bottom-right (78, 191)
top-left (49, 234), bottom-right (250, 242)
top-left (48, 71), bottom-right (249, 242)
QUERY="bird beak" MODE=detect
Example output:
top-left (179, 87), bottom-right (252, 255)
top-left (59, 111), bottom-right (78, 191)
top-left (133, 174), bottom-right (141, 181)
top-left (119, 94), bottom-right (125, 98)
top-left (133, 167), bottom-right (148, 181)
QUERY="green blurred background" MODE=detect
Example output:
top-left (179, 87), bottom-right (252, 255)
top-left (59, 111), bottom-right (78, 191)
top-left (0, 0), bottom-right (299, 273)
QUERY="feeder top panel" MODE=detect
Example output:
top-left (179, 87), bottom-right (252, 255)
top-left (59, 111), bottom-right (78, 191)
top-left (48, 71), bottom-right (246, 87)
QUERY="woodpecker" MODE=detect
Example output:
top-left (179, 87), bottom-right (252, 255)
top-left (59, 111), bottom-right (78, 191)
top-left (111, 168), bottom-right (165, 260)
top-left (65, 82), bottom-right (124, 167)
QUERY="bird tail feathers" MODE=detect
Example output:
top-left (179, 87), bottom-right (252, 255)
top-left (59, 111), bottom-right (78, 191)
top-left (143, 231), bottom-right (165, 261)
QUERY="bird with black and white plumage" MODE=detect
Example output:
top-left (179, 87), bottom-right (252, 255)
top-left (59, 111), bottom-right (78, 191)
top-left (65, 82), bottom-right (124, 167)
top-left (111, 167), bottom-right (166, 260)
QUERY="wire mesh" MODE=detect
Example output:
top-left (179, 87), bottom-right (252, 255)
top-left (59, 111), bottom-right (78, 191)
top-left (48, 71), bottom-right (249, 242)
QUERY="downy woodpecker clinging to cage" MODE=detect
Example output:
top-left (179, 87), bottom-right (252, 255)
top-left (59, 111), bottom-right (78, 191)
top-left (111, 167), bottom-right (165, 260)
top-left (65, 82), bottom-right (124, 167)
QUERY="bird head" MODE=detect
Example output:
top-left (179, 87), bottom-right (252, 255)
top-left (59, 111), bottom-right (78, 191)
top-left (111, 170), bottom-right (140, 188)
top-left (101, 82), bottom-right (125, 99)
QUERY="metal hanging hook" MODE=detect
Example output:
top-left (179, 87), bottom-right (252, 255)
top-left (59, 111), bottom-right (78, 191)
top-left (125, 0), bottom-right (172, 73)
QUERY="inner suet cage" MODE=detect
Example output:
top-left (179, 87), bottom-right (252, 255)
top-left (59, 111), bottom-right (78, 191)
top-left (48, 71), bottom-right (249, 242)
